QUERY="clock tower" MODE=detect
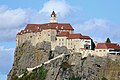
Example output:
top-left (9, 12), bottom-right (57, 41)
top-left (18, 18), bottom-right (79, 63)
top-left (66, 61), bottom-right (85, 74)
top-left (50, 11), bottom-right (57, 23)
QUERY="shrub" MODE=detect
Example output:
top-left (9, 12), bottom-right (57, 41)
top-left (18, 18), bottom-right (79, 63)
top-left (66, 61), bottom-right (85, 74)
top-left (68, 76), bottom-right (81, 80)
top-left (13, 66), bottom-right (48, 80)
top-left (101, 77), bottom-right (108, 80)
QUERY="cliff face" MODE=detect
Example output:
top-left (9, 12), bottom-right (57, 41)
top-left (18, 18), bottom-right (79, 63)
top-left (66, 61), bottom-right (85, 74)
top-left (8, 41), bottom-right (120, 80)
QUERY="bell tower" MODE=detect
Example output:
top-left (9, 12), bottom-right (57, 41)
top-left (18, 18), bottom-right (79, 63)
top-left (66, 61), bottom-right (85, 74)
top-left (50, 11), bottom-right (57, 23)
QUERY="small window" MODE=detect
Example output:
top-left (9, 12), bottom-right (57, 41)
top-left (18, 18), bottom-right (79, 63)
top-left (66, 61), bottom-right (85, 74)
top-left (59, 39), bottom-right (61, 41)
top-left (62, 39), bottom-right (64, 41)
top-left (68, 43), bottom-right (70, 45)
top-left (48, 34), bottom-right (50, 36)
top-left (99, 50), bottom-right (102, 52)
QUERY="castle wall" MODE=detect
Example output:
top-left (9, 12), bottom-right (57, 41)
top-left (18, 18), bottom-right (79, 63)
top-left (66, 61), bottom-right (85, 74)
top-left (79, 49), bottom-right (94, 58)
top-left (73, 39), bottom-right (82, 52)
top-left (66, 39), bottom-right (92, 52)
top-left (95, 49), bottom-right (108, 57)
top-left (16, 28), bottom-right (92, 55)
top-left (56, 37), bottom-right (67, 47)
top-left (67, 39), bottom-right (74, 50)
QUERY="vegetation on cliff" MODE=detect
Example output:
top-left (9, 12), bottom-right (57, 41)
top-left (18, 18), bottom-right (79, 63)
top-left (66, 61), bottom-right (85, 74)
top-left (8, 41), bottom-right (120, 80)
top-left (12, 66), bottom-right (48, 80)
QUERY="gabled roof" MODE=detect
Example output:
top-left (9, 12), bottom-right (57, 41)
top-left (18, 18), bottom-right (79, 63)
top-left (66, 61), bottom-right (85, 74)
top-left (68, 34), bottom-right (91, 39)
top-left (59, 32), bottom-right (69, 37)
top-left (17, 23), bottom-right (74, 35)
top-left (58, 32), bottom-right (91, 39)
top-left (25, 23), bottom-right (74, 30)
top-left (68, 34), bottom-right (82, 39)
top-left (80, 35), bottom-right (91, 39)
top-left (96, 43), bottom-right (120, 49)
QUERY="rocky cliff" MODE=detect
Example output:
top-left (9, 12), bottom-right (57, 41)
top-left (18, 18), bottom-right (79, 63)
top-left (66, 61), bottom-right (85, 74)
top-left (8, 41), bottom-right (120, 80)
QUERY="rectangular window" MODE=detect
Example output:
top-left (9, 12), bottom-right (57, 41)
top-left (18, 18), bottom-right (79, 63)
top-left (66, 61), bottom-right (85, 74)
top-left (85, 41), bottom-right (90, 43)
top-left (48, 34), bottom-right (50, 36)
top-left (84, 45), bottom-right (90, 49)
top-left (62, 43), bottom-right (64, 45)
top-left (59, 39), bottom-right (61, 41)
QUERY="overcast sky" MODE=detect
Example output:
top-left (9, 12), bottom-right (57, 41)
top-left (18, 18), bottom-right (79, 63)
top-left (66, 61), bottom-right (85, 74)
top-left (0, 0), bottom-right (120, 80)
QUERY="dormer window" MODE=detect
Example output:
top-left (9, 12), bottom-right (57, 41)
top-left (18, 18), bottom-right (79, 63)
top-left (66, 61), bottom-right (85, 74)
top-left (61, 26), bottom-right (64, 29)
top-left (56, 26), bottom-right (58, 29)
top-left (37, 27), bottom-right (39, 29)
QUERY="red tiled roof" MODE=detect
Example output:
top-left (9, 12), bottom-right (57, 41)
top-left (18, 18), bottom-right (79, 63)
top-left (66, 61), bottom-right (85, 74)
top-left (68, 34), bottom-right (91, 39)
top-left (59, 32), bottom-right (69, 37)
top-left (17, 23), bottom-right (91, 40)
top-left (80, 35), bottom-right (91, 39)
top-left (58, 32), bottom-right (91, 39)
top-left (25, 24), bottom-right (41, 31)
top-left (17, 23), bottom-right (74, 35)
top-left (17, 32), bottom-right (21, 35)
top-left (68, 34), bottom-right (82, 39)
top-left (96, 43), bottom-right (120, 49)
top-left (26, 23), bottom-right (74, 30)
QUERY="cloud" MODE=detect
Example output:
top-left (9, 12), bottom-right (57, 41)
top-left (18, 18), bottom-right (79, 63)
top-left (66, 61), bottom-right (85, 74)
top-left (0, 46), bottom-right (14, 75)
top-left (39, 0), bottom-right (72, 17)
top-left (0, 46), bottom-right (14, 51)
top-left (0, 5), bottom-right (31, 41)
top-left (74, 18), bottom-right (120, 43)
top-left (31, 0), bottom-right (79, 23)
top-left (0, 0), bottom-right (76, 41)
top-left (0, 8), bottom-right (26, 29)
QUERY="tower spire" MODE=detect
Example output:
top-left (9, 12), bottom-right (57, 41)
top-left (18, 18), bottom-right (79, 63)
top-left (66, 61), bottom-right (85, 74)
top-left (50, 10), bottom-right (57, 23)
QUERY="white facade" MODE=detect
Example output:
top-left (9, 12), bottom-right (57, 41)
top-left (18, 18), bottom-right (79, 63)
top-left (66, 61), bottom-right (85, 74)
top-left (95, 49), bottom-right (108, 57)
top-left (16, 11), bottom-right (92, 54)
top-left (94, 43), bottom-right (120, 57)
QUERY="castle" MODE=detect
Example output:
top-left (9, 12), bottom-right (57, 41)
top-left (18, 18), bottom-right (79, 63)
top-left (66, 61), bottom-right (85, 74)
top-left (16, 11), bottom-right (120, 57)
top-left (16, 11), bottom-right (92, 53)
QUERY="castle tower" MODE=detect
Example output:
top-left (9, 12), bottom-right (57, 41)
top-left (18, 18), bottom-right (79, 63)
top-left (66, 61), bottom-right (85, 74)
top-left (50, 11), bottom-right (57, 23)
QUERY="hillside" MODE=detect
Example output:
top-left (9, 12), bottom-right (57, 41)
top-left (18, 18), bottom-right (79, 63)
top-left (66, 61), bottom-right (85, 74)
top-left (7, 41), bottom-right (120, 80)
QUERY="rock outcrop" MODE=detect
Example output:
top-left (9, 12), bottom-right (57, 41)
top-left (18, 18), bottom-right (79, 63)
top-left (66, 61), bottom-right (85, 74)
top-left (8, 41), bottom-right (120, 80)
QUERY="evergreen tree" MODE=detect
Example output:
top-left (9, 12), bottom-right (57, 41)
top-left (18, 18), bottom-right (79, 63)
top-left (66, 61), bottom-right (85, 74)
top-left (105, 38), bottom-right (111, 43)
